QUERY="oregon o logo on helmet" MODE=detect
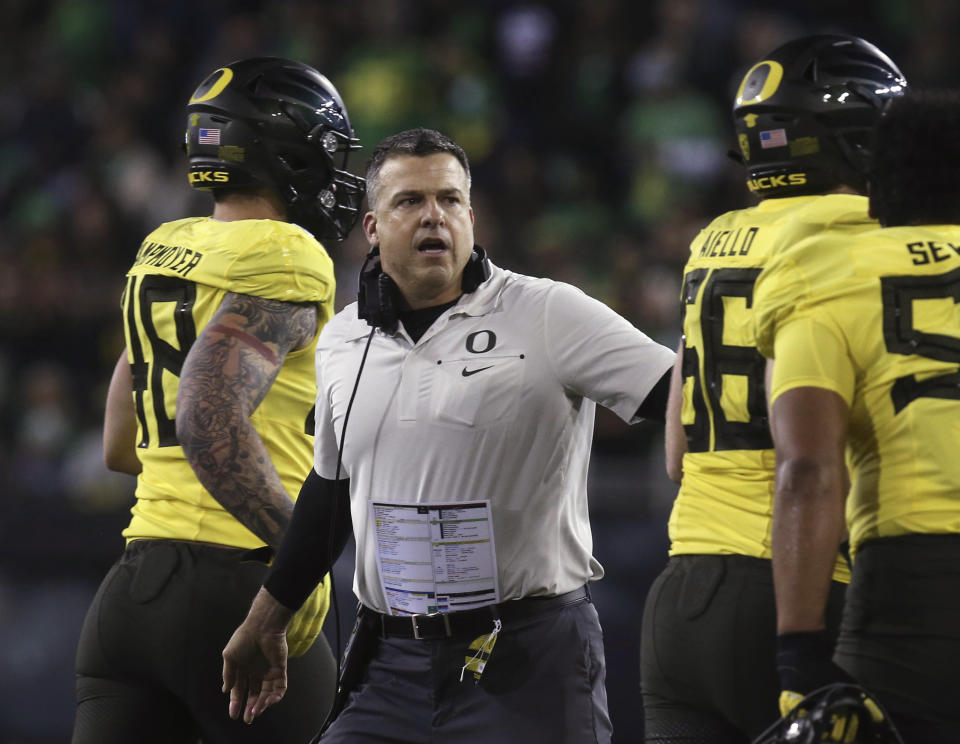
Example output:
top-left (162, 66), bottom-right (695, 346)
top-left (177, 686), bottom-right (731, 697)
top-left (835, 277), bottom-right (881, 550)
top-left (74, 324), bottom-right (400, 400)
top-left (736, 61), bottom-right (784, 106)
top-left (190, 67), bottom-right (234, 104)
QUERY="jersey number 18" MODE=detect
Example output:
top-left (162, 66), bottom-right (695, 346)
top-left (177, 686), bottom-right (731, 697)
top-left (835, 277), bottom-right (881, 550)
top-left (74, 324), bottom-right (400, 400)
top-left (124, 275), bottom-right (197, 448)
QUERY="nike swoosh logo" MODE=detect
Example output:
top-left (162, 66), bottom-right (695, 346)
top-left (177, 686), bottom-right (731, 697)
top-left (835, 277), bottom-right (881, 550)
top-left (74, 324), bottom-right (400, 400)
top-left (461, 365), bottom-right (493, 377)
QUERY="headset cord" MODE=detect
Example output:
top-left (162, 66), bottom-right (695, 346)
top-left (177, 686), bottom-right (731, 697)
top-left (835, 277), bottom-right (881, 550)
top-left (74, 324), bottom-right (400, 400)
top-left (327, 326), bottom-right (377, 680)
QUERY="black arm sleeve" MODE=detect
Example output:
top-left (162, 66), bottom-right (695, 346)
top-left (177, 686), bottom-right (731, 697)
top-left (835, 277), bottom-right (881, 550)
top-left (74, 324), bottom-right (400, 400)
top-left (263, 469), bottom-right (352, 611)
top-left (635, 368), bottom-right (671, 423)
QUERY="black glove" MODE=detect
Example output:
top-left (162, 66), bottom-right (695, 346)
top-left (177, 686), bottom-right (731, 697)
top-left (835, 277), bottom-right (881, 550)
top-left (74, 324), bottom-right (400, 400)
top-left (776, 630), bottom-right (854, 715)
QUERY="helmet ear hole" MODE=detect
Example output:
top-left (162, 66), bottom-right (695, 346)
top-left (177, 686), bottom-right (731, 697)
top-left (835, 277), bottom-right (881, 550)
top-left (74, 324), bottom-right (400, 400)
top-left (277, 153), bottom-right (308, 172)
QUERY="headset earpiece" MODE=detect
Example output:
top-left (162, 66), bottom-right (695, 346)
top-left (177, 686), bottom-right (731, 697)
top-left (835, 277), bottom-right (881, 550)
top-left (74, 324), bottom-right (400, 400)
top-left (462, 245), bottom-right (492, 293)
top-left (357, 247), bottom-right (400, 333)
top-left (357, 245), bottom-right (491, 332)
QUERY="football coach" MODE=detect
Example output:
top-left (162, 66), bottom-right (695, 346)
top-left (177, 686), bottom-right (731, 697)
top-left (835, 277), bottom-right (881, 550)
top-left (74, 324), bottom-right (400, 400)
top-left (222, 127), bottom-right (676, 744)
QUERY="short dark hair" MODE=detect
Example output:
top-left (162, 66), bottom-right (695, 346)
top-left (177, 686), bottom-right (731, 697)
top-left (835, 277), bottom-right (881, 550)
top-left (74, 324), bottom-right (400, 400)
top-left (870, 90), bottom-right (960, 226)
top-left (364, 128), bottom-right (471, 209)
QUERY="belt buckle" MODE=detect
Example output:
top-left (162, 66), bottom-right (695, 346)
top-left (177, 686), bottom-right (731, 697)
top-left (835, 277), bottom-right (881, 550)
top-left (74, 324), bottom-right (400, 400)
top-left (412, 612), bottom-right (451, 640)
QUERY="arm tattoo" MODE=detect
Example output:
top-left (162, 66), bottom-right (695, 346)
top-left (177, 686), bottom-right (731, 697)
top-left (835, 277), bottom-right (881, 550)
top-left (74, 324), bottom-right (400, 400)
top-left (176, 293), bottom-right (318, 549)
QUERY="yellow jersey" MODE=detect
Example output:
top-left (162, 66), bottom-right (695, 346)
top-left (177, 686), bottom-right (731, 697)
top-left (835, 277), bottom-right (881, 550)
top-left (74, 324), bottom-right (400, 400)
top-left (671, 194), bottom-right (875, 581)
top-left (120, 217), bottom-right (335, 548)
top-left (756, 224), bottom-right (960, 553)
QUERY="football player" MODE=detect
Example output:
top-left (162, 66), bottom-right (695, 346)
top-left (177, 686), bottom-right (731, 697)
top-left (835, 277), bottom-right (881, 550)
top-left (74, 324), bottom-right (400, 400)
top-left (73, 57), bottom-right (363, 744)
top-left (756, 89), bottom-right (960, 744)
top-left (641, 35), bottom-right (906, 743)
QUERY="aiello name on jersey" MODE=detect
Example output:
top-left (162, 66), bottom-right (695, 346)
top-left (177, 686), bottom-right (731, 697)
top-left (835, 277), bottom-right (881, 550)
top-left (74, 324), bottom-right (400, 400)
top-left (697, 226), bottom-right (760, 258)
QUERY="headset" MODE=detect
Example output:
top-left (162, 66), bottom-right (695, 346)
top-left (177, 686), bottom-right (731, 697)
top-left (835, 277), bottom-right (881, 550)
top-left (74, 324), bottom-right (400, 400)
top-left (357, 245), bottom-right (492, 333)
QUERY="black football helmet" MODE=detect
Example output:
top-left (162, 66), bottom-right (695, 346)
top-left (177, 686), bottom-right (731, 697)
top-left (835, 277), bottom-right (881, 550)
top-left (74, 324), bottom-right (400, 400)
top-left (753, 684), bottom-right (905, 744)
top-left (185, 57), bottom-right (364, 242)
top-left (733, 35), bottom-right (906, 198)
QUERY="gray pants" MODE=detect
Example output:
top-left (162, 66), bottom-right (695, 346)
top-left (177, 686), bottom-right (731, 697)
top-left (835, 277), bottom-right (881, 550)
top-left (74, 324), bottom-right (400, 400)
top-left (322, 599), bottom-right (612, 743)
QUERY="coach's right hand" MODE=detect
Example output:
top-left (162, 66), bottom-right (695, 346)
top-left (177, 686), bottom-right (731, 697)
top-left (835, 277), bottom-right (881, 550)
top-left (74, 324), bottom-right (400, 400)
top-left (222, 587), bottom-right (295, 723)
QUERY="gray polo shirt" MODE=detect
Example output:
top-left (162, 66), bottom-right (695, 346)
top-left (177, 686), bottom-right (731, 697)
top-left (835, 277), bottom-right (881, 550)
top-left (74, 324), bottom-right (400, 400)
top-left (314, 263), bottom-right (675, 614)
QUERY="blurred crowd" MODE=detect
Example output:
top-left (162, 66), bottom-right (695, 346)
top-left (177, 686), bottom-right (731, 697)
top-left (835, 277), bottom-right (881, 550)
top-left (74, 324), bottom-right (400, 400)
top-left (1, 0), bottom-right (958, 740)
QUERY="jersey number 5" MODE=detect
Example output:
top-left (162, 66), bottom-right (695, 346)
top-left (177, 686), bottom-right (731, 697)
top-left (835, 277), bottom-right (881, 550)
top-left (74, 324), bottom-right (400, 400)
top-left (681, 267), bottom-right (773, 452)
top-left (881, 267), bottom-right (960, 413)
top-left (124, 275), bottom-right (197, 448)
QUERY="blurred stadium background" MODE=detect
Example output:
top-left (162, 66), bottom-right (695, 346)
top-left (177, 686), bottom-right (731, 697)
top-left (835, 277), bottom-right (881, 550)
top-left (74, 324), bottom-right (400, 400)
top-left (0, 0), bottom-right (954, 741)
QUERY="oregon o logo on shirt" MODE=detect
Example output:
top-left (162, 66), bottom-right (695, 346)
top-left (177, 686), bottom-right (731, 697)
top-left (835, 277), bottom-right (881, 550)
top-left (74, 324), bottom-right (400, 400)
top-left (736, 61), bottom-right (784, 106)
top-left (466, 330), bottom-right (497, 354)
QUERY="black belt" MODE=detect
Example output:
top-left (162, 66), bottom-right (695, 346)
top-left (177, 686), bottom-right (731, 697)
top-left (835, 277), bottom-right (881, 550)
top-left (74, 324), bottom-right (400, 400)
top-left (367, 586), bottom-right (590, 640)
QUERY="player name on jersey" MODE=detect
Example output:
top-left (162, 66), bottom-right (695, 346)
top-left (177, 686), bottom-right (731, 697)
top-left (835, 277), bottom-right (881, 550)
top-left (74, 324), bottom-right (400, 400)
top-left (905, 240), bottom-right (960, 265)
top-left (696, 227), bottom-right (760, 258)
top-left (131, 241), bottom-right (204, 277)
